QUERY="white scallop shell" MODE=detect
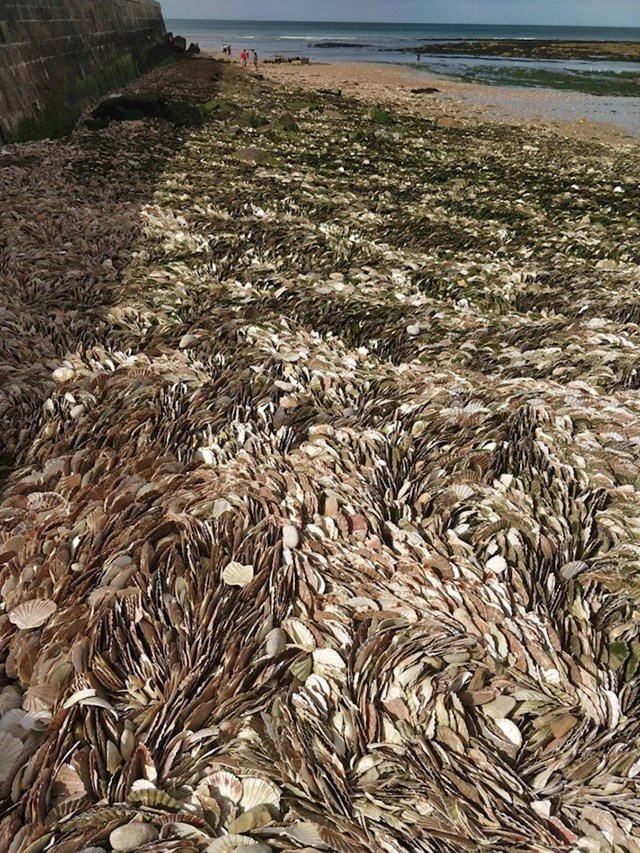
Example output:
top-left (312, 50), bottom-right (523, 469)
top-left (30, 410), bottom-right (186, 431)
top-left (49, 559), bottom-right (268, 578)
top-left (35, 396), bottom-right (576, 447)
top-left (9, 599), bottom-right (57, 630)
top-left (0, 731), bottom-right (23, 782)
top-left (240, 777), bottom-right (281, 811)
top-left (265, 628), bottom-right (286, 656)
top-left (486, 555), bottom-right (507, 575)
top-left (282, 618), bottom-right (316, 650)
top-left (208, 770), bottom-right (242, 802)
top-left (282, 524), bottom-right (300, 549)
top-left (222, 562), bottom-right (254, 587)
top-left (205, 834), bottom-right (260, 853)
top-left (312, 648), bottom-right (346, 671)
top-left (0, 708), bottom-right (25, 736)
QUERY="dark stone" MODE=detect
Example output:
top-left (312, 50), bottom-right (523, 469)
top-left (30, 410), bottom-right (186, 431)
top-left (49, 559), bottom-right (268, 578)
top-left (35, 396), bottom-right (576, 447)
top-left (91, 94), bottom-right (203, 128)
top-left (318, 88), bottom-right (342, 97)
top-left (410, 87), bottom-right (441, 95)
top-left (172, 36), bottom-right (187, 53)
top-left (233, 147), bottom-right (278, 165)
top-left (187, 42), bottom-right (201, 54)
top-left (271, 112), bottom-right (299, 133)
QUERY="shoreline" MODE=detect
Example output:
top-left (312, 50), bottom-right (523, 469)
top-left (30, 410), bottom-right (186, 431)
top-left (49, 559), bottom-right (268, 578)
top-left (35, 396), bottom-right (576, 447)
top-left (210, 52), bottom-right (640, 145)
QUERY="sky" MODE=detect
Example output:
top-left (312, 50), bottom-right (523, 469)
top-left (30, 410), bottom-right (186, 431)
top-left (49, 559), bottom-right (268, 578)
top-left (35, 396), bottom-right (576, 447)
top-left (160, 0), bottom-right (639, 27)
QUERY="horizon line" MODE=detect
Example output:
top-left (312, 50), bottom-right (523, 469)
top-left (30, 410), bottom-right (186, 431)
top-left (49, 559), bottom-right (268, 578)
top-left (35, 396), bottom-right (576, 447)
top-left (163, 18), bottom-right (638, 28)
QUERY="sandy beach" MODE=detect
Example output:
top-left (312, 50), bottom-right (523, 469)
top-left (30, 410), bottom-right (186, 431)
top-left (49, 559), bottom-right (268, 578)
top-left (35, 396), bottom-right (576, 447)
top-left (211, 51), bottom-right (640, 145)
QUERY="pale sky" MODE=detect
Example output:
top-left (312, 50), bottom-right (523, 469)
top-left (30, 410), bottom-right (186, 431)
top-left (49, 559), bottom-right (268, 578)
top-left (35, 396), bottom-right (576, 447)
top-left (160, 0), bottom-right (639, 27)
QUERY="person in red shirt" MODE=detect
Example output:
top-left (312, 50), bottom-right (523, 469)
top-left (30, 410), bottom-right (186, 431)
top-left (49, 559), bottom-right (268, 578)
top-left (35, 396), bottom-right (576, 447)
top-left (240, 49), bottom-right (248, 68)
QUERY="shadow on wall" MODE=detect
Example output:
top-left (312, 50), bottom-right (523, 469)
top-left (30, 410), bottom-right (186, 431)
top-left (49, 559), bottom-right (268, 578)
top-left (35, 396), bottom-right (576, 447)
top-left (0, 0), bottom-right (169, 143)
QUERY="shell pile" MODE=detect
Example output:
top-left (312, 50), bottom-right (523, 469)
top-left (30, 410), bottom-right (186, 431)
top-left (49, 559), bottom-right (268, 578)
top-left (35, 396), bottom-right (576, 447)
top-left (1, 58), bottom-right (640, 852)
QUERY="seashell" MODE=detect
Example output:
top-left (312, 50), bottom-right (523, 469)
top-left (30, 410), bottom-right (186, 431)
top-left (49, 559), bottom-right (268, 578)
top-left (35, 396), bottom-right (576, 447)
top-left (208, 770), bottom-right (243, 802)
top-left (109, 821), bottom-right (159, 851)
top-left (212, 498), bottom-right (233, 518)
top-left (9, 599), bottom-right (57, 630)
top-left (482, 696), bottom-right (517, 719)
top-left (129, 783), bottom-right (183, 810)
top-left (222, 562), bottom-right (254, 587)
top-left (0, 731), bottom-right (23, 782)
top-left (229, 804), bottom-right (274, 833)
top-left (23, 683), bottom-right (59, 712)
top-left (205, 834), bottom-right (263, 852)
top-left (20, 710), bottom-right (52, 731)
top-left (52, 366), bottom-right (75, 383)
top-left (240, 777), bottom-right (281, 811)
top-left (485, 555), bottom-right (507, 574)
top-left (494, 718), bottom-right (522, 748)
top-left (312, 648), bottom-right (346, 671)
top-left (26, 491), bottom-right (66, 513)
top-left (282, 618), bottom-right (316, 650)
top-left (179, 333), bottom-right (200, 348)
top-left (0, 708), bottom-right (26, 736)
top-left (560, 560), bottom-right (588, 580)
top-left (282, 524), bottom-right (300, 549)
top-left (265, 628), bottom-right (286, 656)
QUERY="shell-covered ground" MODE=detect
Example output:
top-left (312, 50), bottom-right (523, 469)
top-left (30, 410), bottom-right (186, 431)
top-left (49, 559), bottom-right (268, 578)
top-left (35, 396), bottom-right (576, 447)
top-left (2, 57), bottom-right (640, 853)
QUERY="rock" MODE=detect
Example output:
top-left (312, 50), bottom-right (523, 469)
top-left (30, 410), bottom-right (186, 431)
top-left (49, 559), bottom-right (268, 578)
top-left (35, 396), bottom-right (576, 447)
top-left (406, 324), bottom-right (420, 336)
top-left (236, 109), bottom-right (269, 128)
top-left (172, 35), bottom-right (187, 52)
top-left (91, 94), bottom-right (203, 128)
top-left (109, 821), bottom-right (159, 851)
top-left (318, 88), bottom-right (342, 97)
top-left (435, 116), bottom-right (464, 130)
top-left (411, 87), bottom-right (440, 94)
top-left (187, 42), bottom-right (201, 54)
top-left (233, 147), bottom-right (278, 166)
top-left (271, 112), bottom-right (299, 133)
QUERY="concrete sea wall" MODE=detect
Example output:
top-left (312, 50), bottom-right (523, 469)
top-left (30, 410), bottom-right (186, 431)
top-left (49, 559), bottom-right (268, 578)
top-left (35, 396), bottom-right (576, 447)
top-left (0, 0), bottom-right (167, 142)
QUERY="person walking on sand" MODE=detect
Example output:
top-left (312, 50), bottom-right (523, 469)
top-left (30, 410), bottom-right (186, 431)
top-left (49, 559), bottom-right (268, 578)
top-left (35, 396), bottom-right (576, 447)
top-left (252, 50), bottom-right (259, 70)
top-left (240, 48), bottom-right (248, 68)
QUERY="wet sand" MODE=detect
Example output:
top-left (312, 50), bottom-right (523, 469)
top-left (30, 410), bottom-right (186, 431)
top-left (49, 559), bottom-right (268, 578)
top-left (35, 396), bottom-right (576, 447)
top-left (214, 55), bottom-right (640, 146)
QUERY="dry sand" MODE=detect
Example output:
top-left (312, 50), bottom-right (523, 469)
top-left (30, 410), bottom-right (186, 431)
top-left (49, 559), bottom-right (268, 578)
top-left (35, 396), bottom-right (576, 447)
top-left (212, 53), bottom-right (640, 147)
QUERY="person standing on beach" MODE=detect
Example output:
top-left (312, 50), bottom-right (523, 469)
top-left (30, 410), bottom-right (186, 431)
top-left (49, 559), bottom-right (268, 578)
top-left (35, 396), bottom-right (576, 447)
top-left (252, 50), bottom-right (259, 70)
top-left (240, 48), bottom-right (248, 68)
top-left (416, 53), bottom-right (421, 64)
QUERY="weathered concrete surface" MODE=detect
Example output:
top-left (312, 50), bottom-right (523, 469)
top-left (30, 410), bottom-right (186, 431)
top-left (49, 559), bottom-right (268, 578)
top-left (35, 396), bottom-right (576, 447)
top-left (0, 0), bottom-right (166, 142)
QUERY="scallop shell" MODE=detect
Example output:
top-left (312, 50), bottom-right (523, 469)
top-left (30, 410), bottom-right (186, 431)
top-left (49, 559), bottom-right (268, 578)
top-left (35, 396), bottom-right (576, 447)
top-left (265, 628), bottom-right (286, 656)
top-left (129, 783), bottom-right (183, 810)
top-left (282, 618), bottom-right (316, 650)
top-left (9, 599), bottom-right (57, 630)
top-left (205, 835), bottom-right (261, 853)
top-left (0, 708), bottom-right (25, 736)
top-left (0, 731), bottom-right (23, 782)
top-left (109, 821), bottom-right (159, 851)
top-left (208, 770), bottom-right (242, 802)
top-left (222, 562), bottom-right (254, 587)
top-left (240, 777), bottom-right (281, 811)
top-left (26, 491), bottom-right (67, 513)
top-left (486, 555), bottom-right (507, 574)
top-left (312, 648), bottom-right (346, 671)
top-left (282, 524), bottom-right (300, 549)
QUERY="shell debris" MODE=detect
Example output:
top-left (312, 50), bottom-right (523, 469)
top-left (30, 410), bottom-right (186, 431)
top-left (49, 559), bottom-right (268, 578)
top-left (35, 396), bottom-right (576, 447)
top-left (0, 55), bottom-right (639, 853)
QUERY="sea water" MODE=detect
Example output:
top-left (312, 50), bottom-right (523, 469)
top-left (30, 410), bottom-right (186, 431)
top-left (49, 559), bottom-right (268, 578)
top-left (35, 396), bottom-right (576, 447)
top-left (166, 19), bottom-right (640, 135)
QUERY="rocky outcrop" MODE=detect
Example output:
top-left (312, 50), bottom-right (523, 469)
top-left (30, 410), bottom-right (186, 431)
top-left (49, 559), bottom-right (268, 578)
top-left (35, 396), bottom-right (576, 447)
top-left (0, 0), bottom-right (167, 142)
